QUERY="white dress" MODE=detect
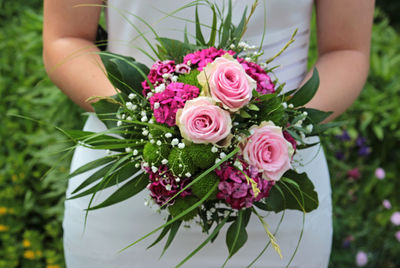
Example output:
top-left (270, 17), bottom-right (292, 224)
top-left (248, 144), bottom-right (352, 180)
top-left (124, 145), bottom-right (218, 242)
top-left (63, 1), bottom-right (333, 267)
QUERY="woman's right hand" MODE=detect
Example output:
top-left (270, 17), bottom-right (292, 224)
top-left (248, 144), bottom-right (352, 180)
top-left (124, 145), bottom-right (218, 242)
top-left (43, 0), bottom-right (117, 111)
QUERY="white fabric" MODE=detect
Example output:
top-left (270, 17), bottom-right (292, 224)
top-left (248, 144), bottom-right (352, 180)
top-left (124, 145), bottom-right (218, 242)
top-left (63, 1), bottom-right (332, 267)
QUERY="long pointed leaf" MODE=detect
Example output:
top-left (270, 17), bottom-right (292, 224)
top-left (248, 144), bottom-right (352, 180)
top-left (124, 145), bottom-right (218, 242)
top-left (207, 6), bottom-right (217, 46)
top-left (71, 161), bottom-right (115, 194)
top-left (160, 220), bottom-right (182, 257)
top-left (175, 214), bottom-right (230, 268)
top-left (147, 216), bottom-right (172, 250)
top-left (67, 156), bottom-right (116, 179)
top-left (195, 5), bottom-right (206, 45)
top-left (288, 68), bottom-right (320, 107)
top-left (86, 172), bottom-right (148, 210)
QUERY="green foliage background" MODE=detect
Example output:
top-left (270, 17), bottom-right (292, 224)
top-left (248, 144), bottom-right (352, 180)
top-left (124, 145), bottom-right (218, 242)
top-left (0, 1), bottom-right (399, 267)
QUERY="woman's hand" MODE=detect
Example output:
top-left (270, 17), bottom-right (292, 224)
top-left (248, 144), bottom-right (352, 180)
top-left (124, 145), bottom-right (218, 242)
top-left (43, 0), bottom-right (116, 112)
top-left (305, 0), bottom-right (375, 121)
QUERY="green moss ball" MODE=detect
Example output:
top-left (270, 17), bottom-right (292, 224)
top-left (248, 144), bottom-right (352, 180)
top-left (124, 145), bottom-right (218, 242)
top-left (168, 196), bottom-right (199, 221)
top-left (168, 147), bottom-right (196, 177)
top-left (191, 172), bottom-right (219, 200)
top-left (143, 142), bottom-right (170, 166)
top-left (187, 144), bottom-right (217, 169)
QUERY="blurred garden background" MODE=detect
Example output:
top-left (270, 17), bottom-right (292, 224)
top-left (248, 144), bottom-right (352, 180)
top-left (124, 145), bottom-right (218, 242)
top-left (1, 1), bottom-right (399, 267)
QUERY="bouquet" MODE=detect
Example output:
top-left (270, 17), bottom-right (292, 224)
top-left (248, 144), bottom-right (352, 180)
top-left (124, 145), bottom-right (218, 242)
top-left (64, 1), bottom-right (335, 266)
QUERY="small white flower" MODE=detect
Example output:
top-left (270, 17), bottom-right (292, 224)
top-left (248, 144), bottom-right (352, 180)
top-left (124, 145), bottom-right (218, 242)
top-left (178, 164), bottom-right (183, 168)
top-left (219, 152), bottom-right (227, 159)
top-left (126, 116), bottom-right (132, 121)
top-left (295, 120), bottom-right (303, 127)
top-left (126, 102), bottom-right (133, 109)
top-left (125, 147), bottom-right (132, 153)
top-left (165, 133), bottom-right (172, 138)
top-left (233, 122), bottom-right (239, 126)
top-left (148, 133), bottom-right (153, 139)
top-left (142, 129), bottom-right (149, 136)
top-left (306, 124), bottom-right (314, 133)
top-left (282, 102), bottom-right (288, 109)
top-left (211, 146), bottom-right (218, 153)
top-left (121, 114), bottom-right (126, 120)
top-left (171, 76), bottom-right (178, 82)
top-left (128, 93), bottom-right (136, 100)
top-left (142, 162), bottom-right (149, 168)
top-left (151, 166), bottom-right (158, 173)
top-left (171, 138), bottom-right (179, 146)
top-left (147, 92), bottom-right (153, 98)
top-left (162, 73), bottom-right (170, 79)
top-left (215, 158), bottom-right (221, 164)
top-left (302, 111), bottom-right (308, 116)
top-left (141, 116), bottom-right (148, 122)
top-left (300, 132), bottom-right (306, 140)
top-left (185, 172), bottom-right (191, 177)
top-left (117, 120), bottom-right (122, 127)
top-left (144, 200), bottom-right (149, 206)
top-left (154, 102), bottom-right (160, 109)
top-left (175, 177), bottom-right (181, 182)
top-left (178, 143), bottom-right (185, 149)
top-left (135, 163), bottom-right (140, 168)
top-left (245, 57), bottom-right (252, 62)
top-left (230, 44), bottom-right (235, 49)
top-left (133, 149), bottom-right (138, 156)
top-left (260, 62), bottom-right (267, 68)
top-left (116, 114), bottom-right (122, 119)
top-left (288, 103), bottom-right (294, 109)
top-left (150, 139), bottom-right (155, 144)
top-left (106, 149), bottom-right (111, 155)
top-left (161, 159), bottom-right (168, 165)
top-left (141, 111), bottom-right (147, 117)
top-left (187, 60), bottom-right (192, 66)
top-left (155, 84), bottom-right (166, 93)
top-left (148, 119), bottom-right (154, 124)
top-left (156, 140), bottom-right (162, 146)
top-left (165, 184), bottom-right (172, 191)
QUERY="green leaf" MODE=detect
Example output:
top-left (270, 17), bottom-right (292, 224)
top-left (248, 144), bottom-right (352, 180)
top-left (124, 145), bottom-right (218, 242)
top-left (247, 104), bottom-right (260, 111)
top-left (71, 161), bottom-right (115, 194)
top-left (86, 173), bottom-right (148, 210)
top-left (220, 0), bottom-right (232, 47)
top-left (68, 161), bottom-right (140, 199)
top-left (240, 110), bottom-right (252, 118)
top-left (233, 6), bottom-right (248, 45)
top-left (67, 156), bottom-right (116, 179)
top-left (301, 108), bottom-right (333, 124)
top-left (100, 52), bottom-right (149, 96)
top-left (207, 6), bottom-right (217, 46)
top-left (195, 5), bottom-right (206, 46)
top-left (225, 209), bottom-right (248, 258)
top-left (264, 170), bottom-right (319, 213)
top-left (156, 37), bottom-right (201, 63)
top-left (311, 121), bottom-right (345, 135)
top-left (161, 220), bottom-right (182, 257)
top-left (147, 216), bottom-right (172, 250)
top-left (288, 68), bottom-right (320, 107)
top-left (176, 214), bottom-right (230, 268)
top-left (91, 95), bottom-right (122, 129)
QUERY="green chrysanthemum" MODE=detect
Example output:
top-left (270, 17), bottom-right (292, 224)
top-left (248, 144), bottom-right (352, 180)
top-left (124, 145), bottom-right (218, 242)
top-left (168, 196), bottom-right (199, 221)
top-left (191, 172), bottom-right (219, 200)
top-left (168, 147), bottom-right (196, 177)
top-left (187, 144), bottom-right (217, 169)
top-left (143, 142), bottom-right (170, 166)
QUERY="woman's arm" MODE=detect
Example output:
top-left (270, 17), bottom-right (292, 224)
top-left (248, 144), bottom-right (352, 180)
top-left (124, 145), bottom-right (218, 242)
top-left (43, 0), bottom-right (115, 112)
top-left (305, 0), bottom-right (375, 121)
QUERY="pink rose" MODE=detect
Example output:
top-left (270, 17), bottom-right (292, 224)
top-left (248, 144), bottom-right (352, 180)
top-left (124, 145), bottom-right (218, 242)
top-left (198, 54), bottom-right (255, 112)
top-left (241, 121), bottom-right (294, 181)
top-left (176, 97), bottom-right (232, 145)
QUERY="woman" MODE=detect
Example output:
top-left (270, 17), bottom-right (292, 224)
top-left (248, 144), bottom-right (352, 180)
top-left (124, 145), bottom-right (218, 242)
top-left (43, 0), bottom-right (374, 267)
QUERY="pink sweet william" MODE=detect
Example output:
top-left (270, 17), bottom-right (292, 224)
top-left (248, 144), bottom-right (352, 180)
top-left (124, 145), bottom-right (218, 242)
top-left (237, 58), bottom-right (275, 94)
top-left (141, 60), bottom-right (176, 96)
top-left (198, 54), bottom-right (256, 112)
top-left (176, 97), bottom-right (232, 146)
top-left (241, 121), bottom-right (294, 181)
top-left (183, 47), bottom-right (235, 71)
top-left (149, 82), bottom-right (199, 126)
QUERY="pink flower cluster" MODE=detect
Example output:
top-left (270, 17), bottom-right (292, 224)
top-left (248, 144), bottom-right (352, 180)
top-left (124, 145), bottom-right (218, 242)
top-left (146, 165), bottom-right (192, 206)
top-left (183, 47), bottom-right (235, 71)
top-left (215, 161), bottom-right (275, 210)
top-left (149, 82), bottom-right (200, 126)
top-left (141, 60), bottom-right (176, 96)
top-left (237, 58), bottom-right (275, 94)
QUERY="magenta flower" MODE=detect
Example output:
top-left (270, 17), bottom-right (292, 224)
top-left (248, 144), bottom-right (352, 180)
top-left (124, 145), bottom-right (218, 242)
top-left (375, 167), bottom-right (385, 180)
top-left (145, 165), bottom-right (192, 206)
top-left (237, 57), bottom-right (275, 94)
top-left (215, 160), bottom-right (275, 210)
top-left (283, 130), bottom-right (297, 152)
top-left (183, 47), bottom-right (235, 71)
top-left (391, 211), bottom-right (400, 226)
top-left (347, 168), bottom-right (361, 180)
top-left (356, 251), bottom-right (368, 266)
top-left (149, 82), bottom-right (199, 126)
top-left (395, 230), bottom-right (400, 242)
top-left (383, 199), bottom-right (392, 209)
top-left (141, 60), bottom-right (176, 96)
